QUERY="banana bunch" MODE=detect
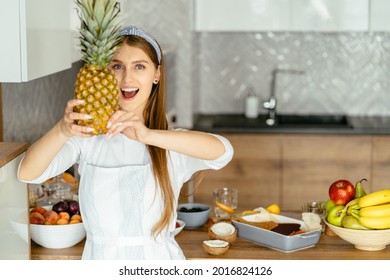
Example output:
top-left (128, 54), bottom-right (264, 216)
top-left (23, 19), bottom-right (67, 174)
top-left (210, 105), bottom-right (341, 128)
top-left (348, 188), bottom-right (390, 229)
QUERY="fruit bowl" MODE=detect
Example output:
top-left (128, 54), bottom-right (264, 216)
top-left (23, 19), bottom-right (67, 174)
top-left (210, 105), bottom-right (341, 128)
top-left (324, 220), bottom-right (390, 251)
top-left (177, 203), bottom-right (210, 229)
top-left (29, 204), bottom-right (86, 249)
top-left (30, 222), bottom-right (86, 249)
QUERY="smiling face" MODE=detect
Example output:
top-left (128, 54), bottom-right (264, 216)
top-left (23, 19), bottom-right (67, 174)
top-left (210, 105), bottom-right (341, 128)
top-left (109, 43), bottom-right (160, 118)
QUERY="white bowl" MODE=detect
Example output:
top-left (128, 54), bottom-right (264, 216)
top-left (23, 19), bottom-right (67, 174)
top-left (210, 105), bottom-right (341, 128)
top-left (30, 222), bottom-right (86, 249)
top-left (177, 203), bottom-right (210, 229)
top-left (29, 205), bottom-right (86, 249)
top-left (173, 219), bottom-right (185, 236)
top-left (325, 220), bottom-right (390, 251)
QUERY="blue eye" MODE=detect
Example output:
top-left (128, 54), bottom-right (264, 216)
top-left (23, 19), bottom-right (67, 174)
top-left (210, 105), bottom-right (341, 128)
top-left (135, 64), bottom-right (145, 70)
top-left (111, 64), bottom-right (123, 70)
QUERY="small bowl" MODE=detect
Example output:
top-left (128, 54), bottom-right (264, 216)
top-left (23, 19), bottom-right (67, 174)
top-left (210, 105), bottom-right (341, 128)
top-left (324, 220), bottom-right (390, 251)
top-left (173, 219), bottom-right (185, 236)
top-left (177, 203), bottom-right (210, 229)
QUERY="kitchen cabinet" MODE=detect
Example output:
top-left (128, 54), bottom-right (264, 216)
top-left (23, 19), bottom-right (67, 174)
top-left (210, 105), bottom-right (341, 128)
top-left (370, 0), bottom-right (390, 31)
top-left (196, 134), bottom-right (388, 211)
top-left (0, 142), bottom-right (29, 259)
top-left (291, 0), bottom-right (369, 32)
top-left (194, 0), bottom-right (370, 32)
top-left (194, 0), bottom-right (291, 32)
top-left (281, 135), bottom-right (371, 210)
top-left (371, 137), bottom-right (390, 192)
top-left (0, 0), bottom-right (71, 82)
top-left (194, 134), bottom-right (282, 211)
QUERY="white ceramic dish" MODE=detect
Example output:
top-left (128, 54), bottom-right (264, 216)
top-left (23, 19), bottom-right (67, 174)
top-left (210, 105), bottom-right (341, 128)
top-left (29, 205), bottom-right (86, 249)
top-left (30, 222), bottom-right (86, 249)
top-left (232, 213), bottom-right (322, 252)
top-left (325, 220), bottom-right (390, 251)
top-left (173, 219), bottom-right (185, 236)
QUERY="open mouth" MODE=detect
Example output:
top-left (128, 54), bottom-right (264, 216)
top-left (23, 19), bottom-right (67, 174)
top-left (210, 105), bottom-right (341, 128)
top-left (121, 87), bottom-right (139, 100)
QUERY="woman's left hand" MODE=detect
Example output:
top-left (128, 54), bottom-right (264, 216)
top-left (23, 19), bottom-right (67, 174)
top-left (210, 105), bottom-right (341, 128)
top-left (106, 110), bottom-right (151, 142)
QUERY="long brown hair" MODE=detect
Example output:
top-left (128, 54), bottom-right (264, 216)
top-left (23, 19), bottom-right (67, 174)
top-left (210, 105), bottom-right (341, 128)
top-left (123, 35), bottom-right (174, 237)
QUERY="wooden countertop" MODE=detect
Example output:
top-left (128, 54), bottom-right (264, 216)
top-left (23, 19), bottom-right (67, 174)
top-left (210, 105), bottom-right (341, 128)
top-left (0, 142), bottom-right (28, 168)
top-left (31, 225), bottom-right (390, 260)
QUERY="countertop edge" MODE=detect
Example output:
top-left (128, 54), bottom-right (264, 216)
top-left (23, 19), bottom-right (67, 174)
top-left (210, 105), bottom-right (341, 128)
top-left (0, 142), bottom-right (29, 168)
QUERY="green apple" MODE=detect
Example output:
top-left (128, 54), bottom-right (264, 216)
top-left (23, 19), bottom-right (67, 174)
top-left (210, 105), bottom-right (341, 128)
top-left (324, 199), bottom-right (337, 214)
top-left (327, 205), bottom-right (346, 227)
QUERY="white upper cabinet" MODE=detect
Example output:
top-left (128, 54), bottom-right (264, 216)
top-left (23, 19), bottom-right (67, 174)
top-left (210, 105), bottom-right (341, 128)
top-left (194, 0), bottom-right (371, 32)
top-left (70, 1), bottom-right (82, 63)
top-left (0, 0), bottom-right (72, 83)
top-left (194, 0), bottom-right (291, 32)
top-left (370, 0), bottom-right (390, 31)
top-left (292, 0), bottom-right (369, 31)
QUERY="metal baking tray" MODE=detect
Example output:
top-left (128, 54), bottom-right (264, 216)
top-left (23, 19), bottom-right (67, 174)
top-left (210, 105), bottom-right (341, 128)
top-left (232, 213), bottom-right (322, 252)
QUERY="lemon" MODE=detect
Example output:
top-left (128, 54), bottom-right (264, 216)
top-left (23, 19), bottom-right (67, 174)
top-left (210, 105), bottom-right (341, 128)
top-left (266, 203), bottom-right (281, 214)
top-left (215, 201), bottom-right (236, 214)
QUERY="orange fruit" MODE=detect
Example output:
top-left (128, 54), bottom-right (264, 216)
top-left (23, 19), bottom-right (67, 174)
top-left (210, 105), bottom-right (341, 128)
top-left (215, 201), bottom-right (236, 214)
top-left (63, 172), bottom-right (77, 184)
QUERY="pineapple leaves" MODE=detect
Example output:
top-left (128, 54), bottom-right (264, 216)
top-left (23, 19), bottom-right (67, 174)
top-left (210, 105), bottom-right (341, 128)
top-left (75, 0), bottom-right (122, 66)
top-left (93, 0), bottom-right (105, 26)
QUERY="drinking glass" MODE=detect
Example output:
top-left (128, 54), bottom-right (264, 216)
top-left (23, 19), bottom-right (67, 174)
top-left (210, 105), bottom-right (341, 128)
top-left (213, 187), bottom-right (238, 218)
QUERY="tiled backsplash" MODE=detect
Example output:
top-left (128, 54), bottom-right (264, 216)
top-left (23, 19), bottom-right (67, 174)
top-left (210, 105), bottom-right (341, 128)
top-left (2, 62), bottom-right (82, 143)
top-left (2, 0), bottom-right (390, 143)
top-left (196, 31), bottom-right (390, 116)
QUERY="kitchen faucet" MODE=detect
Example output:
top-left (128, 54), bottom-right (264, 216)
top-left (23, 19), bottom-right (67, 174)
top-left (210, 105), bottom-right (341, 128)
top-left (263, 68), bottom-right (305, 126)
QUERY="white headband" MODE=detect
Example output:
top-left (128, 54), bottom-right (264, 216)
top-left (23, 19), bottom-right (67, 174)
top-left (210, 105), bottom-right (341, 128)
top-left (118, 26), bottom-right (162, 64)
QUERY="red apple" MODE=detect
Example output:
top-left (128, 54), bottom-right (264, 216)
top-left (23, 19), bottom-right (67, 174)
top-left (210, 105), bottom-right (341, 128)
top-left (329, 179), bottom-right (355, 205)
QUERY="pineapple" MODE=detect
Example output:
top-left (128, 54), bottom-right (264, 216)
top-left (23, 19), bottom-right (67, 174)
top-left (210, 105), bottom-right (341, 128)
top-left (74, 0), bottom-right (122, 134)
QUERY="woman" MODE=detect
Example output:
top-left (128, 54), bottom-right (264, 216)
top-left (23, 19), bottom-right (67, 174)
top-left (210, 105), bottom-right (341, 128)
top-left (18, 26), bottom-right (233, 260)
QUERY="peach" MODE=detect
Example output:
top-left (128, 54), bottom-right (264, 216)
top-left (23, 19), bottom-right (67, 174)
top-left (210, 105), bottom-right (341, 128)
top-left (56, 218), bottom-right (69, 225)
top-left (44, 221), bottom-right (53, 225)
top-left (30, 207), bottom-right (47, 215)
top-left (43, 210), bottom-right (59, 224)
top-left (70, 214), bottom-right (82, 222)
top-left (58, 212), bottom-right (70, 221)
top-left (69, 219), bottom-right (80, 224)
top-left (30, 212), bottom-right (45, 225)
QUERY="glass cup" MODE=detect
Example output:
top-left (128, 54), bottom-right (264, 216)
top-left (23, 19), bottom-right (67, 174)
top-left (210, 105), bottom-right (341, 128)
top-left (301, 201), bottom-right (325, 215)
top-left (213, 187), bottom-right (238, 218)
top-left (301, 201), bottom-right (326, 232)
top-left (37, 174), bottom-right (72, 207)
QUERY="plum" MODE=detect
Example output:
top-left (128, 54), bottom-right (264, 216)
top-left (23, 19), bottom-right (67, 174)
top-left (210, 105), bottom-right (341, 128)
top-left (67, 200), bottom-right (80, 215)
top-left (52, 201), bottom-right (68, 213)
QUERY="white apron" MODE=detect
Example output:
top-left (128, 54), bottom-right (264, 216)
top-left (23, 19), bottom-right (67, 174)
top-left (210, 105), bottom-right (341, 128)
top-left (78, 162), bottom-right (185, 260)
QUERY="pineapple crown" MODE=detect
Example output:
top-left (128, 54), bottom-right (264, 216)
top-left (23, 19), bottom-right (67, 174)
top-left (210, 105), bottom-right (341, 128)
top-left (117, 26), bottom-right (162, 64)
top-left (76, 0), bottom-right (123, 66)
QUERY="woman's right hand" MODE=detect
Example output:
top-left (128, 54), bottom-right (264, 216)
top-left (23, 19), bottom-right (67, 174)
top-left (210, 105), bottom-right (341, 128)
top-left (59, 99), bottom-right (95, 138)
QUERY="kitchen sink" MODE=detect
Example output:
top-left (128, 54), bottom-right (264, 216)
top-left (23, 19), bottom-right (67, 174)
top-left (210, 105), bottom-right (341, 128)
top-left (212, 114), bottom-right (352, 129)
top-left (277, 114), bottom-right (350, 127)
